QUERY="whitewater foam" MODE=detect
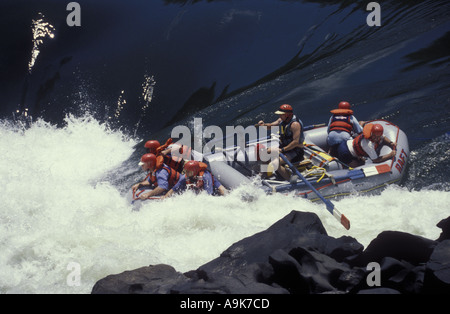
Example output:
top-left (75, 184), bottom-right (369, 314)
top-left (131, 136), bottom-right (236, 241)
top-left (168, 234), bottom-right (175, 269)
top-left (0, 116), bottom-right (448, 294)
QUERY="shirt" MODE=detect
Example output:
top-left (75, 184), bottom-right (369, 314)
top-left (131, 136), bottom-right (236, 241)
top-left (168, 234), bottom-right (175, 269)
top-left (172, 171), bottom-right (220, 195)
top-left (347, 137), bottom-right (380, 160)
top-left (146, 168), bottom-right (171, 190)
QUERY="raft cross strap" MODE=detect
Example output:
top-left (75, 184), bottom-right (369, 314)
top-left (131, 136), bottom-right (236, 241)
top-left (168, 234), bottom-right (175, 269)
top-left (280, 153), bottom-right (351, 230)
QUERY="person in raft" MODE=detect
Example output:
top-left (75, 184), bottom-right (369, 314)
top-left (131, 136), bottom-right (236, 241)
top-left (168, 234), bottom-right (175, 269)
top-left (326, 101), bottom-right (365, 157)
top-left (257, 104), bottom-right (305, 180)
top-left (162, 160), bottom-right (226, 199)
top-left (131, 153), bottom-right (181, 200)
top-left (337, 123), bottom-right (397, 168)
top-left (144, 139), bottom-right (188, 173)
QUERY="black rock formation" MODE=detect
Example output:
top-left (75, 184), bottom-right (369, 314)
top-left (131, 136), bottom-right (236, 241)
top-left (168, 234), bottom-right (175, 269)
top-left (92, 211), bottom-right (450, 294)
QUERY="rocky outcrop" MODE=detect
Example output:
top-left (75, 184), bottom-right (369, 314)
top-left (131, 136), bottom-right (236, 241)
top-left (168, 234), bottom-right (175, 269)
top-left (91, 211), bottom-right (450, 294)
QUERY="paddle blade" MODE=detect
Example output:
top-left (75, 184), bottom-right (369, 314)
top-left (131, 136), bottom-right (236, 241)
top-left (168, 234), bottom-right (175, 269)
top-left (332, 207), bottom-right (351, 230)
top-left (341, 214), bottom-right (351, 230)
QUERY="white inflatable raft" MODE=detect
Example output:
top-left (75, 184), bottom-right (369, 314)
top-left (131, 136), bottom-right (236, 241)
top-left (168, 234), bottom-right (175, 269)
top-left (203, 119), bottom-right (409, 201)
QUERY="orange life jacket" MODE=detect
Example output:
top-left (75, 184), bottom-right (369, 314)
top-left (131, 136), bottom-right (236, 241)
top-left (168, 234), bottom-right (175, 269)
top-left (329, 109), bottom-right (354, 133)
top-left (161, 165), bottom-right (181, 189)
top-left (163, 154), bottom-right (184, 173)
top-left (144, 171), bottom-right (158, 187)
top-left (155, 138), bottom-right (189, 173)
top-left (152, 157), bottom-right (180, 189)
top-left (352, 133), bottom-right (381, 157)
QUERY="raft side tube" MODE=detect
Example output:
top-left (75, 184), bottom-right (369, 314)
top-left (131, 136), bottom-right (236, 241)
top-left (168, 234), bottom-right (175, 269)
top-left (209, 160), bottom-right (252, 189)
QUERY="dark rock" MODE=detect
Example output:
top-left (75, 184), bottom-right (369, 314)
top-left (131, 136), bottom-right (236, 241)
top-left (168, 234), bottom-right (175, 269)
top-left (198, 211), bottom-right (361, 279)
top-left (91, 211), bottom-right (450, 295)
top-left (268, 249), bottom-right (310, 294)
top-left (436, 216), bottom-right (450, 241)
top-left (357, 287), bottom-right (401, 294)
top-left (197, 211), bottom-right (327, 278)
top-left (350, 231), bottom-right (437, 267)
top-left (292, 246), bottom-right (350, 293)
top-left (91, 264), bottom-right (190, 294)
top-left (423, 240), bottom-right (450, 294)
top-left (335, 268), bottom-right (366, 292)
top-left (378, 257), bottom-right (425, 294)
top-left (172, 263), bottom-right (288, 294)
top-left (195, 211), bottom-right (363, 293)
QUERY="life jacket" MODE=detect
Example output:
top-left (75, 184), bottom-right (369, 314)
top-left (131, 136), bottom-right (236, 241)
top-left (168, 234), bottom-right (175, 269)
top-left (352, 133), bottom-right (381, 157)
top-left (185, 162), bottom-right (214, 192)
top-left (154, 138), bottom-right (188, 173)
top-left (163, 165), bottom-right (181, 189)
top-left (329, 109), bottom-right (354, 133)
top-left (152, 158), bottom-right (181, 189)
top-left (280, 114), bottom-right (304, 148)
top-left (163, 154), bottom-right (184, 173)
top-left (144, 172), bottom-right (158, 187)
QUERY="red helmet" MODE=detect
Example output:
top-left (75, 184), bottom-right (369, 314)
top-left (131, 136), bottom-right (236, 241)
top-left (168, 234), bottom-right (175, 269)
top-left (144, 140), bottom-right (160, 153)
top-left (371, 124), bottom-right (384, 137)
top-left (338, 101), bottom-right (351, 110)
top-left (184, 160), bottom-right (200, 176)
top-left (275, 104), bottom-right (293, 115)
top-left (139, 153), bottom-right (156, 168)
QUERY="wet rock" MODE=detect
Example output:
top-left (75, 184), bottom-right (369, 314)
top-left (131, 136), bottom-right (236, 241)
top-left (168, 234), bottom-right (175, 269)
top-left (350, 231), bottom-right (437, 267)
top-left (91, 211), bottom-right (450, 295)
top-left (91, 264), bottom-right (189, 294)
top-left (357, 287), bottom-right (401, 294)
top-left (436, 216), bottom-right (450, 241)
top-left (423, 240), bottom-right (450, 294)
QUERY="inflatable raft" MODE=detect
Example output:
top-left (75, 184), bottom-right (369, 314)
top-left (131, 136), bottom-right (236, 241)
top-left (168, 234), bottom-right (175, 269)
top-left (203, 119), bottom-right (409, 201)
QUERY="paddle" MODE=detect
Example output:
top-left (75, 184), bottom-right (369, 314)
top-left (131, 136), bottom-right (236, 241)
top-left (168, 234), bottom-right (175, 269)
top-left (254, 123), bottom-right (326, 131)
top-left (279, 153), bottom-right (351, 230)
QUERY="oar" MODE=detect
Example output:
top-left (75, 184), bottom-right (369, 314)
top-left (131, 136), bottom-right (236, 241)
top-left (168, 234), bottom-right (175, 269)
top-left (279, 153), bottom-right (351, 230)
top-left (255, 123), bottom-right (326, 131)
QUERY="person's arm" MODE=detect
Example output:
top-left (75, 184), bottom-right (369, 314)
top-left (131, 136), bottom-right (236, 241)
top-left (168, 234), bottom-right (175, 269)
top-left (161, 188), bottom-right (174, 199)
top-left (139, 186), bottom-right (166, 199)
top-left (140, 169), bottom-right (170, 199)
top-left (383, 136), bottom-right (397, 150)
top-left (132, 179), bottom-right (150, 192)
top-left (327, 116), bottom-right (333, 133)
top-left (257, 117), bottom-right (282, 128)
top-left (372, 151), bottom-right (396, 163)
top-left (216, 185), bottom-right (227, 196)
top-left (372, 136), bottom-right (396, 163)
top-left (351, 116), bottom-right (363, 135)
top-left (161, 175), bottom-right (185, 199)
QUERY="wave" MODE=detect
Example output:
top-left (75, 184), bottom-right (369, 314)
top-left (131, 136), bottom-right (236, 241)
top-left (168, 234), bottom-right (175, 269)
top-left (0, 115), bottom-right (449, 293)
top-left (1, 0), bottom-right (449, 293)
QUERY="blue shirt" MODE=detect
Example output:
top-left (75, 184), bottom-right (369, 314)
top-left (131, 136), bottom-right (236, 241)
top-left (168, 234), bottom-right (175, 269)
top-left (146, 167), bottom-right (171, 190)
top-left (172, 171), bottom-right (221, 195)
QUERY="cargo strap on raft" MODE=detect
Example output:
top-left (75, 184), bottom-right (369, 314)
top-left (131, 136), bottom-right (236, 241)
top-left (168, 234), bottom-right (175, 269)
top-left (289, 159), bottom-right (335, 185)
top-left (303, 166), bottom-right (336, 185)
